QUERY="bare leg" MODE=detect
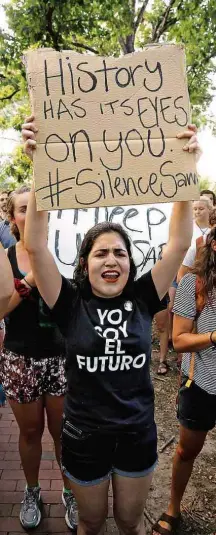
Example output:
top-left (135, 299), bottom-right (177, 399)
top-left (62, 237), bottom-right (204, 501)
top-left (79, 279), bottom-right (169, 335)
top-left (9, 397), bottom-right (44, 487)
top-left (113, 471), bottom-right (154, 535)
top-left (155, 309), bottom-right (169, 373)
top-left (68, 478), bottom-right (109, 535)
top-left (168, 286), bottom-right (176, 342)
top-left (45, 394), bottom-right (70, 489)
top-left (152, 425), bottom-right (207, 534)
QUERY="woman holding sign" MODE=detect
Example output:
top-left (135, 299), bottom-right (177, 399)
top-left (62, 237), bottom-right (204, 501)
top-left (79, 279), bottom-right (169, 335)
top-left (22, 117), bottom-right (199, 535)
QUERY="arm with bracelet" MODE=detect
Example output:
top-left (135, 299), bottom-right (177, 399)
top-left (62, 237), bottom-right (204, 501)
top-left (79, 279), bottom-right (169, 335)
top-left (173, 315), bottom-right (216, 353)
top-left (0, 271), bottom-right (36, 320)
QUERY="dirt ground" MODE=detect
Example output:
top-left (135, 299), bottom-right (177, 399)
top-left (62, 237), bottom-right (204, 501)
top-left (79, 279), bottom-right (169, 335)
top-left (145, 347), bottom-right (216, 535)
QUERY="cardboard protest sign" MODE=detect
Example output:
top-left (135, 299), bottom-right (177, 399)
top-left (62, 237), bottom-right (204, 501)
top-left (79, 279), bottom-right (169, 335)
top-left (24, 44), bottom-right (199, 211)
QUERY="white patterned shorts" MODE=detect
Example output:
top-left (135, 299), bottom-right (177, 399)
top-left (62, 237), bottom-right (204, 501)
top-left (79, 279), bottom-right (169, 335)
top-left (0, 350), bottom-right (67, 403)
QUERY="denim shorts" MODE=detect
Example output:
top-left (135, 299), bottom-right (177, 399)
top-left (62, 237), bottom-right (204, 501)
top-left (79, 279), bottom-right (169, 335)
top-left (61, 417), bottom-right (157, 486)
top-left (177, 375), bottom-right (216, 432)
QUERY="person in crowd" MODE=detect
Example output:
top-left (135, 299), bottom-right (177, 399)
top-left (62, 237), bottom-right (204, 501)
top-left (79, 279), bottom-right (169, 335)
top-left (22, 115), bottom-right (199, 535)
top-left (174, 198), bottom-right (213, 369)
top-left (177, 202), bottom-right (216, 283)
top-left (154, 245), bottom-right (170, 375)
top-left (209, 207), bottom-right (216, 227)
top-left (0, 191), bottom-right (8, 220)
top-left (0, 242), bottom-right (13, 325)
top-left (152, 227), bottom-right (216, 535)
top-left (155, 303), bottom-right (170, 375)
top-left (0, 185), bottom-right (77, 530)
top-left (192, 197), bottom-right (211, 242)
top-left (168, 279), bottom-right (182, 369)
top-left (200, 189), bottom-right (216, 206)
top-left (0, 190), bottom-right (16, 248)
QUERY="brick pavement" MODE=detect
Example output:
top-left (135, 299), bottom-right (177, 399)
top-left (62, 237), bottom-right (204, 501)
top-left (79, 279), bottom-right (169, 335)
top-left (0, 405), bottom-right (116, 535)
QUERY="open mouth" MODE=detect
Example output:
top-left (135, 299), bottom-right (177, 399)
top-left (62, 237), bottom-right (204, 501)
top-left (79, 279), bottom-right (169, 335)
top-left (101, 270), bottom-right (120, 283)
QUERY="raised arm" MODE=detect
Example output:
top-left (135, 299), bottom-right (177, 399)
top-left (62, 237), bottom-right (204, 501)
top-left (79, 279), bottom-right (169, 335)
top-left (0, 245), bottom-right (14, 318)
top-left (152, 125), bottom-right (200, 299)
top-left (152, 201), bottom-right (193, 299)
top-left (22, 115), bottom-right (62, 308)
top-left (24, 186), bottom-right (62, 309)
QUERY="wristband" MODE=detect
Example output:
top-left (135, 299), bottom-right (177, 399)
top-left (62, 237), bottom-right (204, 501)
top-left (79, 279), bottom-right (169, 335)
top-left (14, 278), bottom-right (31, 299)
top-left (210, 331), bottom-right (216, 347)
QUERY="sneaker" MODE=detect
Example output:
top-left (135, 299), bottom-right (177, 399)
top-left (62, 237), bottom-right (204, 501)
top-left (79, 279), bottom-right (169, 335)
top-left (20, 486), bottom-right (41, 528)
top-left (62, 489), bottom-right (78, 530)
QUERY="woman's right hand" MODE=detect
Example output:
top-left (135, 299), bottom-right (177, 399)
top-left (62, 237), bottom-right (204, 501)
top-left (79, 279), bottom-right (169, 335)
top-left (22, 115), bottom-right (38, 161)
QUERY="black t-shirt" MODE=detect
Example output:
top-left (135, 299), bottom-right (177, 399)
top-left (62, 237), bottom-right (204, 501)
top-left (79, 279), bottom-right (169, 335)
top-left (51, 271), bottom-right (162, 432)
top-left (4, 246), bottom-right (65, 359)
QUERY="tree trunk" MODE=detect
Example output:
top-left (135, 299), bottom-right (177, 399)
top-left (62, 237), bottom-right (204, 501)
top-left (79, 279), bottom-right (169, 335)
top-left (124, 33), bottom-right (135, 54)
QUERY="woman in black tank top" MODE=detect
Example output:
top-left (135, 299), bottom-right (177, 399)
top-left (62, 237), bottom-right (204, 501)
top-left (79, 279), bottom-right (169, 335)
top-left (0, 242), bottom-right (13, 404)
top-left (0, 186), bottom-right (77, 530)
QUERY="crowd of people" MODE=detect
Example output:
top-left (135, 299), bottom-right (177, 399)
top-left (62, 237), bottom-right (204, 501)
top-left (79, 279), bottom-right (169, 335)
top-left (0, 118), bottom-right (215, 535)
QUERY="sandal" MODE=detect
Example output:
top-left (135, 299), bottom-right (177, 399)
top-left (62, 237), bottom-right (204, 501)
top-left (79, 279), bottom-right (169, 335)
top-left (157, 362), bottom-right (169, 375)
top-left (152, 512), bottom-right (180, 535)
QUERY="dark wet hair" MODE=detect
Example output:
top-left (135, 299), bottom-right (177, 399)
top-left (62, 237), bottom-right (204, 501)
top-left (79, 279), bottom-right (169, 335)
top-left (200, 189), bottom-right (216, 206)
top-left (7, 185), bottom-right (30, 241)
top-left (73, 222), bottom-right (136, 290)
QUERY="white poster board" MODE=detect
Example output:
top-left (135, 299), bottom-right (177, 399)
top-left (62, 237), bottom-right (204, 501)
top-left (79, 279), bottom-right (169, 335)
top-left (48, 203), bottom-right (172, 279)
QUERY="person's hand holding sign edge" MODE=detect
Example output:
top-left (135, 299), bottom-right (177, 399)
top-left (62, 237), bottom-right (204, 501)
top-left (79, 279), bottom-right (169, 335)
top-left (22, 115), bottom-right (201, 162)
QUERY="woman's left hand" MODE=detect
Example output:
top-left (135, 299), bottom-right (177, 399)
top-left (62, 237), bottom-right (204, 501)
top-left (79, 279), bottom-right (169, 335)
top-left (176, 124), bottom-right (201, 161)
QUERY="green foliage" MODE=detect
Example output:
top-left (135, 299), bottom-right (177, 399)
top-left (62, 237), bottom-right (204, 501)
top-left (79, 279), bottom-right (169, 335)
top-left (1, 0), bottom-right (216, 125)
top-left (198, 176), bottom-right (216, 194)
top-left (138, 0), bottom-right (216, 124)
top-left (167, 0), bottom-right (216, 123)
top-left (0, 145), bottom-right (32, 189)
top-left (0, 0), bottom-right (133, 128)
